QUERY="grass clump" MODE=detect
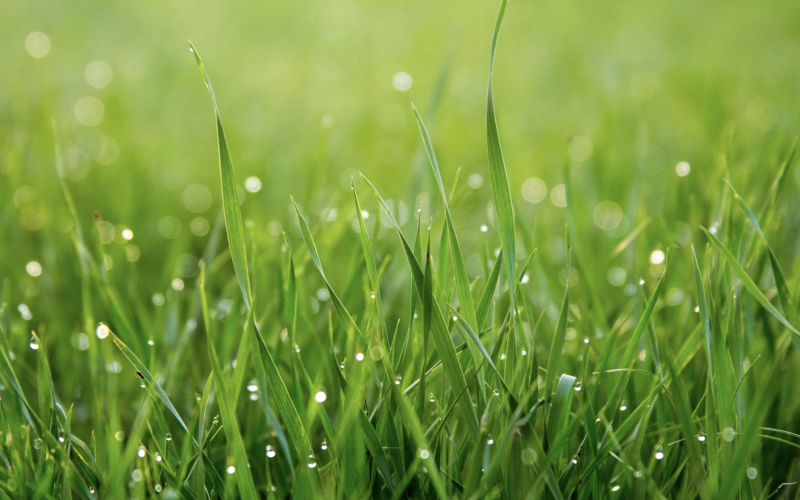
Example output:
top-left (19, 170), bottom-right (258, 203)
top-left (2, 1), bottom-right (800, 498)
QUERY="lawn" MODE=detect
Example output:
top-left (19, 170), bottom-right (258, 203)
top-left (2, 0), bottom-right (800, 498)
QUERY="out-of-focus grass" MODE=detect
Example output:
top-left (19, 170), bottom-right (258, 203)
top-left (2, 0), bottom-right (800, 497)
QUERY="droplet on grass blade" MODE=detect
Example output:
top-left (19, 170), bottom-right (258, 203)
top-left (722, 427), bottom-right (736, 441)
top-left (307, 455), bottom-right (317, 468)
top-left (266, 445), bottom-right (276, 458)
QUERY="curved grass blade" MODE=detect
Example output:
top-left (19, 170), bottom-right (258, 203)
top-left (412, 104), bottom-right (477, 332)
top-left (353, 180), bottom-right (388, 336)
top-left (190, 41), bottom-right (252, 309)
top-left (725, 179), bottom-right (800, 353)
top-left (701, 226), bottom-right (799, 335)
top-left (292, 198), bottom-right (363, 342)
top-left (362, 173), bottom-right (481, 438)
top-left (486, 0), bottom-right (516, 306)
top-left (606, 249), bottom-right (669, 410)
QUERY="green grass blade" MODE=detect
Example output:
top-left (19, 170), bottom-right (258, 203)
top-left (486, 0), bottom-right (516, 305)
top-left (197, 274), bottom-right (259, 499)
top-left (476, 249), bottom-right (503, 331)
top-left (190, 41), bottom-right (253, 309)
top-left (362, 173), bottom-right (481, 438)
top-left (701, 227), bottom-right (799, 335)
top-left (412, 104), bottom-right (478, 332)
top-left (292, 198), bottom-right (363, 342)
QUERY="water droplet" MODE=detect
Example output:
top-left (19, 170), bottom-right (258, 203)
top-left (418, 448), bottom-right (430, 459)
top-left (493, 389), bottom-right (500, 396)
top-left (747, 467), bottom-right (758, 479)
top-left (266, 445), bottom-right (276, 458)
top-left (370, 292), bottom-right (376, 299)
top-left (639, 279), bottom-right (645, 285)
top-left (155, 484), bottom-right (162, 493)
top-left (227, 465), bottom-right (235, 474)
top-left (315, 390), bottom-right (327, 403)
top-left (148, 339), bottom-right (155, 346)
top-left (247, 380), bottom-right (258, 392)
top-left (722, 427), bottom-right (736, 441)
top-left (90, 487), bottom-right (96, 494)
top-left (356, 352), bottom-right (365, 361)
top-left (339, 361), bottom-right (345, 370)
top-left (611, 485), bottom-right (620, 492)
top-left (500, 353), bottom-right (506, 360)
top-left (574, 382), bottom-right (582, 392)
top-left (521, 448), bottom-right (537, 465)
top-left (429, 393), bottom-right (435, 402)
top-left (698, 433), bottom-right (706, 442)
top-left (29, 337), bottom-right (39, 350)
top-left (583, 338), bottom-right (590, 344)
top-left (487, 435), bottom-right (494, 445)
top-left (320, 440), bottom-right (328, 451)
top-left (633, 470), bottom-right (642, 478)
top-left (481, 225), bottom-right (488, 232)
top-left (394, 375), bottom-right (402, 385)
top-left (307, 455), bottom-right (317, 468)
top-left (619, 403), bottom-right (627, 411)
top-left (33, 438), bottom-right (42, 449)
top-left (166, 433), bottom-right (172, 441)
top-left (654, 444), bottom-right (664, 460)
top-left (521, 349), bottom-right (527, 356)
top-left (156, 453), bottom-right (162, 462)
top-left (572, 457), bottom-right (578, 464)
top-left (138, 446), bottom-right (146, 458)
top-left (694, 306), bottom-right (700, 313)
top-left (294, 344), bottom-right (301, 353)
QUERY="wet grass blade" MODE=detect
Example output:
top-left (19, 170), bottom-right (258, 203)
top-left (362, 173), bottom-right (481, 438)
top-left (486, 0), bottom-right (516, 306)
top-left (190, 41), bottom-right (252, 309)
top-left (701, 227), bottom-right (799, 335)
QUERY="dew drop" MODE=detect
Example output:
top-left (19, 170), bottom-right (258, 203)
top-left (633, 470), bottom-right (642, 478)
top-left (493, 389), bottom-right (500, 396)
top-left (339, 361), bottom-right (345, 369)
top-left (487, 435), bottom-right (494, 445)
top-left (722, 427), bottom-right (736, 441)
top-left (394, 375), bottom-right (402, 385)
top-left (747, 467), bottom-right (758, 479)
top-left (370, 292), bottom-right (376, 299)
top-left (321, 439), bottom-right (328, 451)
top-left (294, 344), bottom-right (301, 353)
top-left (521, 448), bottom-right (537, 465)
top-left (639, 279), bottom-right (645, 285)
top-left (166, 433), bottom-right (172, 441)
top-left (29, 337), bottom-right (39, 350)
top-left (574, 382), bottom-right (582, 392)
top-left (418, 448), bottom-right (430, 459)
top-left (138, 446), bottom-right (146, 458)
top-left (697, 433), bottom-right (706, 442)
top-left (429, 393), bottom-right (435, 402)
top-left (247, 380), bottom-right (258, 392)
top-left (611, 485), bottom-right (620, 492)
top-left (654, 444), bottom-right (664, 460)
top-left (307, 454), bottom-right (317, 468)
top-left (148, 339), bottom-right (155, 346)
top-left (356, 352), bottom-right (365, 361)
top-left (266, 445), bottom-right (276, 458)
top-left (521, 349), bottom-right (527, 356)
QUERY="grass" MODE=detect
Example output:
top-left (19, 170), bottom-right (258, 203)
top-left (3, 0), bottom-right (800, 498)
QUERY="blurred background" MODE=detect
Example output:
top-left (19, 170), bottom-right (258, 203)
top-left (2, 0), bottom-right (800, 437)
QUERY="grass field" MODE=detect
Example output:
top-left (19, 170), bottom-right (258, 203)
top-left (3, 0), bottom-right (800, 498)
